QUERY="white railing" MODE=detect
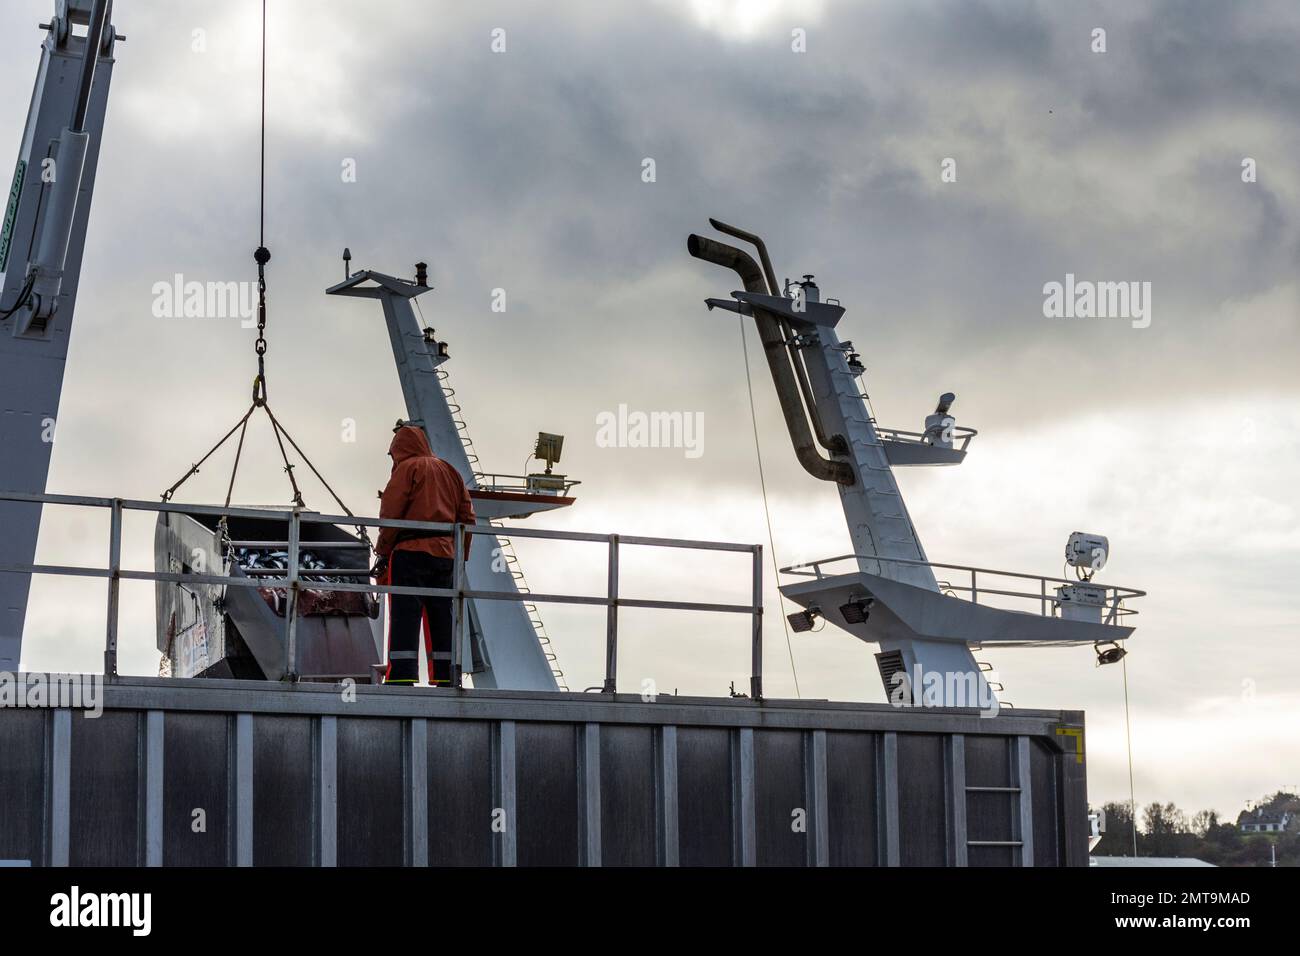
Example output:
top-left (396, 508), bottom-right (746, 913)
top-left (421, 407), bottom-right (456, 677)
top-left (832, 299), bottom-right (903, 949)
top-left (472, 472), bottom-right (580, 496)
top-left (779, 553), bottom-right (1144, 625)
top-left (873, 425), bottom-right (978, 453)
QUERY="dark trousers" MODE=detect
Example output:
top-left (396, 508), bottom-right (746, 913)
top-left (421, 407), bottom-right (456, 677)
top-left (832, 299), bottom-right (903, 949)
top-left (386, 550), bottom-right (454, 685)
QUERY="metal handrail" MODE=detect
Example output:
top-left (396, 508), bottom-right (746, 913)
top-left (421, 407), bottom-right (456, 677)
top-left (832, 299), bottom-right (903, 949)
top-left (874, 425), bottom-right (978, 452)
top-left (472, 472), bottom-right (581, 496)
top-left (0, 490), bottom-right (764, 697)
top-left (778, 552), bottom-right (1144, 624)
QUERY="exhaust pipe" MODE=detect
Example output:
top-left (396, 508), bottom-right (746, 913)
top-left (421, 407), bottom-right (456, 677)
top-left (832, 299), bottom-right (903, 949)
top-left (708, 218), bottom-right (779, 294)
top-left (704, 220), bottom-right (847, 457)
top-left (688, 234), bottom-right (853, 486)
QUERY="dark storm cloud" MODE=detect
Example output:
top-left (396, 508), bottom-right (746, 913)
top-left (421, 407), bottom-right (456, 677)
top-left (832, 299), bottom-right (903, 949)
top-left (2, 0), bottom-right (1293, 489)
top-left (2, 0), bottom-right (1294, 496)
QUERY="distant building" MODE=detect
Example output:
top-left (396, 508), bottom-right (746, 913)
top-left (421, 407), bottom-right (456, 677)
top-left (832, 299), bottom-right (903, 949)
top-left (1091, 856), bottom-right (1215, 867)
top-left (1239, 808), bottom-right (1291, 834)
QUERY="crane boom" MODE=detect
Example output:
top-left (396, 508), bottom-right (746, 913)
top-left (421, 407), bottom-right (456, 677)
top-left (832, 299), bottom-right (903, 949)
top-left (0, 0), bottom-right (120, 670)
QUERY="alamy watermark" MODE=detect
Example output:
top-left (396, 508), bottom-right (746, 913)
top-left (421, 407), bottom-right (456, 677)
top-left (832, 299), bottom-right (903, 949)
top-left (0, 672), bottom-right (102, 718)
top-left (151, 274), bottom-right (257, 325)
top-left (888, 664), bottom-right (1000, 717)
top-left (1042, 273), bottom-right (1151, 329)
top-left (50, 886), bottom-right (150, 936)
top-left (595, 404), bottom-right (704, 459)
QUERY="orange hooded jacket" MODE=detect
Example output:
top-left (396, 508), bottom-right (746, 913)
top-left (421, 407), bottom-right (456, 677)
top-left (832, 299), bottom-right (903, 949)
top-left (376, 426), bottom-right (475, 561)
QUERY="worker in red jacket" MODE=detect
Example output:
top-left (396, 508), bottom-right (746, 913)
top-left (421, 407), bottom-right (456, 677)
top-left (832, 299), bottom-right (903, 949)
top-left (372, 424), bottom-right (474, 686)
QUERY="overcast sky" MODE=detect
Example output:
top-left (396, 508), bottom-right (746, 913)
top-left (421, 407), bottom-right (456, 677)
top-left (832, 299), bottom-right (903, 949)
top-left (2, 0), bottom-right (1297, 819)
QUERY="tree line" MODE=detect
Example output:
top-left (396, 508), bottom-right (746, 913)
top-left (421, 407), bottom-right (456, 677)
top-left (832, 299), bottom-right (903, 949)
top-left (1092, 791), bottom-right (1298, 866)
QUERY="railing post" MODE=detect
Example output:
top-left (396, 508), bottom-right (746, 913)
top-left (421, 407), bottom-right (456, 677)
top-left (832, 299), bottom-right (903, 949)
top-left (603, 534), bottom-right (619, 693)
top-left (452, 523), bottom-right (465, 688)
top-left (751, 545), bottom-right (763, 700)
top-left (284, 506), bottom-right (301, 680)
top-left (103, 498), bottom-right (122, 678)
top-left (970, 568), bottom-right (978, 605)
top-left (1040, 577), bottom-right (1047, 617)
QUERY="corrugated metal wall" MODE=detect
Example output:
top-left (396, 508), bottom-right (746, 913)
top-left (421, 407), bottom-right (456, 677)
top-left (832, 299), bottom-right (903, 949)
top-left (0, 677), bottom-right (1088, 866)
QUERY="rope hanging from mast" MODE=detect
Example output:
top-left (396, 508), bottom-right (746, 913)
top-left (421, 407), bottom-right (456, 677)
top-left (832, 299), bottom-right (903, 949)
top-left (159, 0), bottom-right (367, 546)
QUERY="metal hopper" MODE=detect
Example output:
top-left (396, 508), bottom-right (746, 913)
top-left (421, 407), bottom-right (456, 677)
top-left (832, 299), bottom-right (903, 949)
top-left (154, 508), bottom-right (382, 681)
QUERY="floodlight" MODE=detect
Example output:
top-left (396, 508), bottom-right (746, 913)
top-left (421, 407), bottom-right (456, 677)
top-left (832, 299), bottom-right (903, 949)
top-left (839, 597), bottom-right (874, 624)
top-left (1066, 532), bottom-right (1108, 577)
top-left (1095, 642), bottom-right (1127, 666)
top-left (787, 608), bottom-right (820, 633)
top-left (534, 432), bottom-right (564, 474)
